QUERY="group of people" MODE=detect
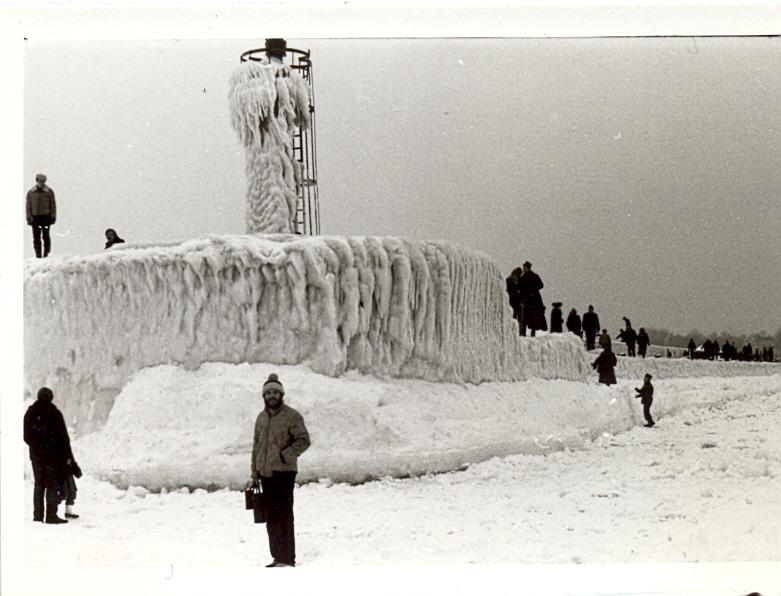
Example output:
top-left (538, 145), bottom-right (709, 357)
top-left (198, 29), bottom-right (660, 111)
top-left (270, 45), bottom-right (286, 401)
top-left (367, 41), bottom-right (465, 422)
top-left (26, 174), bottom-right (125, 257)
top-left (24, 374), bottom-right (310, 569)
top-left (549, 304), bottom-right (603, 350)
top-left (687, 338), bottom-right (775, 362)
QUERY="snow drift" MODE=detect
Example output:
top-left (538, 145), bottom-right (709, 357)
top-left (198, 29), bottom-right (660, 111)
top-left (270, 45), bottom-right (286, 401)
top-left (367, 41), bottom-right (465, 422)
top-left (229, 59), bottom-right (310, 234)
top-left (73, 361), bottom-right (781, 490)
top-left (24, 234), bottom-right (590, 434)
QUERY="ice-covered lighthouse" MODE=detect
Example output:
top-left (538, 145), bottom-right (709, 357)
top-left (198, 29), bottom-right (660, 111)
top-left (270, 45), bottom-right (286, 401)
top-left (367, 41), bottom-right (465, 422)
top-left (23, 40), bottom-right (590, 436)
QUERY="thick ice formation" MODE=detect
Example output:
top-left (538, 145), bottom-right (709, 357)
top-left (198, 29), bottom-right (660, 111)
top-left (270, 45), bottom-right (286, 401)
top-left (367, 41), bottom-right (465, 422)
top-left (228, 59), bottom-right (311, 234)
top-left (24, 235), bottom-right (590, 434)
top-left (72, 362), bottom-right (781, 490)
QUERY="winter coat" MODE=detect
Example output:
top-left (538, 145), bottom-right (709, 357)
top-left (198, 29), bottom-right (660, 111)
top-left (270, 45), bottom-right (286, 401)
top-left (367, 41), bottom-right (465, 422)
top-left (637, 330), bottom-right (650, 354)
top-left (566, 312), bottom-right (582, 337)
top-left (251, 403), bottom-right (310, 479)
top-left (592, 349), bottom-right (617, 385)
top-left (26, 186), bottom-right (57, 222)
top-left (618, 327), bottom-right (637, 346)
top-left (516, 270), bottom-right (547, 331)
top-left (23, 399), bottom-right (72, 465)
top-left (635, 381), bottom-right (654, 405)
top-left (505, 268), bottom-right (524, 312)
top-left (599, 332), bottom-right (611, 349)
top-left (550, 307), bottom-right (563, 333)
top-left (582, 312), bottom-right (600, 336)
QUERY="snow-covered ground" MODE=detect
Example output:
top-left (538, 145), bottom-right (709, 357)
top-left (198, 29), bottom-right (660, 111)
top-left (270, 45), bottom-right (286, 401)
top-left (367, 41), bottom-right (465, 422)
top-left (21, 372), bottom-right (781, 591)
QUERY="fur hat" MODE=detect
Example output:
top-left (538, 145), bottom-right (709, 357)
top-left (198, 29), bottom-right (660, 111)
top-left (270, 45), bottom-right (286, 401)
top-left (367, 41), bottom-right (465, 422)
top-left (644, 373), bottom-right (653, 380)
top-left (263, 373), bottom-right (285, 395)
top-left (35, 173), bottom-right (47, 182)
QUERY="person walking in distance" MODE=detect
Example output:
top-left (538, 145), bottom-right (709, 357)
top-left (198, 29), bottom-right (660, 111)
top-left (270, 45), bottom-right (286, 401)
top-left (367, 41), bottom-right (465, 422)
top-left (637, 327), bottom-right (651, 359)
top-left (634, 373), bottom-right (655, 427)
top-left (23, 387), bottom-right (72, 524)
top-left (582, 305), bottom-right (601, 351)
top-left (598, 328), bottom-right (612, 350)
top-left (249, 373), bottom-right (310, 567)
top-left (687, 338), bottom-right (696, 360)
top-left (566, 308), bottom-right (582, 339)
top-left (550, 302), bottom-right (563, 333)
top-left (25, 174), bottom-right (57, 258)
top-left (617, 317), bottom-right (638, 357)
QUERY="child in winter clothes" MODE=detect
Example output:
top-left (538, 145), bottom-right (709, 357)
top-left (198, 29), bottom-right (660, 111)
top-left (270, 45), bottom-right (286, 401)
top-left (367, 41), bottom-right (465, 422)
top-left (635, 373), bottom-right (655, 427)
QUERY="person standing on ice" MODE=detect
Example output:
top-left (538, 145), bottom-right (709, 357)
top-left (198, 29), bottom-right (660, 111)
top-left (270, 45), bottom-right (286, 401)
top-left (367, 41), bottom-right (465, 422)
top-left (637, 327), bottom-right (651, 359)
top-left (550, 302), bottom-right (563, 333)
top-left (566, 308), bottom-right (582, 338)
top-left (249, 373), bottom-right (310, 568)
top-left (598, 328), bottom-right (612, 350)
top-left (592, 344), bottom-right (617, 385)
top-left (514, 261), bottom-right (547, 337)
top-left (634, 373), bottom-right (655, 427)
top-left (687, 338), bottom-right (696, 360)
top-left (582, 305), bottom-right (601, 350)
top-left (617, 317), bottom-right (637, 357)
top-left (25, 173), bottom-right (57, 258)
top-left (23, 387), bottom-right (73, 524)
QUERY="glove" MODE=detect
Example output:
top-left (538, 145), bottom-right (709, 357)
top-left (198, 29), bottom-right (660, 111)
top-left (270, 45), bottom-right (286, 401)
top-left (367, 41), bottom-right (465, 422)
top-left (244, 478), bottom-right (257, 490)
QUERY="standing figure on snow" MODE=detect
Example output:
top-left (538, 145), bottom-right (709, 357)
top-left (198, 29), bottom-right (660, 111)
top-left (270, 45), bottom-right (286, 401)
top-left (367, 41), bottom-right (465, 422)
top-left (550, 302), bottom-right (563, 333)
top-left (248, 373), bottom-right (311, 567)
top-left (617, 317), bottom-right (637, 357)
top-left (592, 344), bottom-right (617, 385)
top-left (25, 173), bottom-right (57, 258)
top-left (566, 308), bottom-right (582, 338)
top-left (582, 305), bottom-right (601, 350)
top-left (23, 387), bottom-right (73, 524)
top-left (637, 327), bottom-right (651, 359)
top-left (598, 328), bottom-right (612, 350)
top-left (687, 338), bottom-right (696, 360)
top-left (634, 373), bottom-right (655, 427)
top-left (104, 228), bottom-right (125, 249)
top-left (516, 261), bottom-right (547, 337)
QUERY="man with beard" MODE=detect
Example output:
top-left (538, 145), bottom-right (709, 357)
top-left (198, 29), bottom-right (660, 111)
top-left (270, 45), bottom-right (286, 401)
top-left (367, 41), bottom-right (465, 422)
top-left (248, 373), bottom-right (311, 567)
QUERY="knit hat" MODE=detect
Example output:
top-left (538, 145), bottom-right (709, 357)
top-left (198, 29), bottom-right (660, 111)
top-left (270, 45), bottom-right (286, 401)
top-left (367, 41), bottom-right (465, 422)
top-left (263, 373), bottom-right (285, 395)
top-left (35, 173), bottom-right (47, 182)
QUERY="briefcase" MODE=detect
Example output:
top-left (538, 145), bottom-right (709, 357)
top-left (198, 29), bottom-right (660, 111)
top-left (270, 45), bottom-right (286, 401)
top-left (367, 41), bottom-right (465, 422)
top-left (244, 484), bottom-right (267, 524)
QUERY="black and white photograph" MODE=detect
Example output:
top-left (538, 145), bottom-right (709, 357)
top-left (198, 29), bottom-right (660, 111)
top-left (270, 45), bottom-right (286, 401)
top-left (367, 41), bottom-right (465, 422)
top-left (2, 3), bottom-right (780, 596)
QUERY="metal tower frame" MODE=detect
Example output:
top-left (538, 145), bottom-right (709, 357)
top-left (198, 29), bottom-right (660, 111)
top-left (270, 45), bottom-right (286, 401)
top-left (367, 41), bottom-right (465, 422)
top-left (240, 42), bottom-right (321, 235)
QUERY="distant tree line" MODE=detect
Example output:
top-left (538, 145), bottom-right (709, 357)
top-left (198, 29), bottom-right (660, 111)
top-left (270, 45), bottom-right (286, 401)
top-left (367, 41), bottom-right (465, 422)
top-left (644, 326), bottom-right (778, 350)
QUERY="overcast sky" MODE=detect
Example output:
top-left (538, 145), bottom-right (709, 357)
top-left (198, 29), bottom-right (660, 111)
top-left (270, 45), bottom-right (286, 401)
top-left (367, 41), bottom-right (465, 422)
top-left (22, 36), bottom-right (780, 336)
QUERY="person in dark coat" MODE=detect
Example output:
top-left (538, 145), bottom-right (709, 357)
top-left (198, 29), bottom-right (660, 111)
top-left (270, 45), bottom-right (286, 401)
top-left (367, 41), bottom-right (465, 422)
top-left (617, 318), bottom-right (637, 357)
top-left (687, 338), bottom-right (696, 360)
top-left (592, 345), bottom-right (617, 385)
top-left (510, 261), bottom-right (547, 337)
top-left (550, 302), bottom-right (563, 333)
top-left (25, 173), bottom-right (57, 258)
top-left (506, 267), bottom-right (524, 335)
top-left (248, 374), bottom-right (311, 567)
top-left (105, 228), bottom-right (126, 249)
top-left (566, 308), bottom-right (582, 338)
top-left (582, 305), bottom-right (600, 350)
top-left (598, 329), bottom-right (611, 350)
top-left (637, 327), bottom-right (650, 359)
top-left (634, 373), bottom-right (655, 427)
top-left (23, 387), bottom-right (72, 523)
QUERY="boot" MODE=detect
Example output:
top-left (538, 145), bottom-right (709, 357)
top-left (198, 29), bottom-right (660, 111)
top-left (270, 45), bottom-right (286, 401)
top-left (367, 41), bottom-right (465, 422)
top-left (65, 505), bottom-right (79, 519)
top-left (45, 514), bottom-right (68, 524)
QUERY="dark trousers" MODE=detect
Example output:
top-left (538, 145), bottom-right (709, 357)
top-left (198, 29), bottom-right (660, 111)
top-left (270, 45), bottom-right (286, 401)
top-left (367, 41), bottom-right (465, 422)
top-left (627, 343), bottom-right (636, 357)
top-left (30, 215), bottom-right (52, 258)
top-left (585, 333), bottom-right (596, 350)
top-left (260, 471), bottom-right (297, 565)
top-left (31, 458), bottom-right (62, 520)
top-left (642, 402), bottom-right (654, 426)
